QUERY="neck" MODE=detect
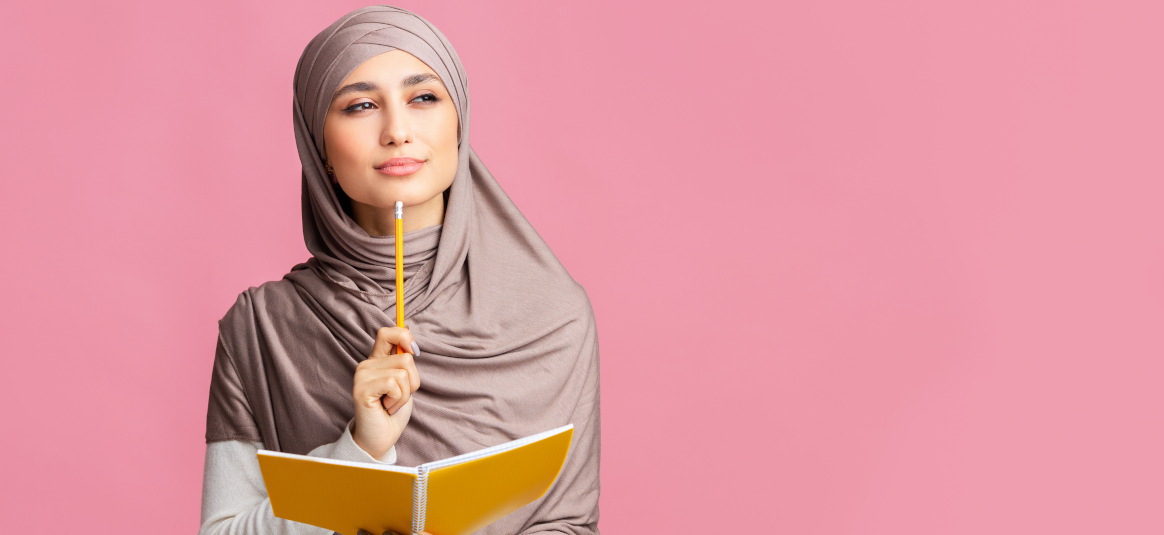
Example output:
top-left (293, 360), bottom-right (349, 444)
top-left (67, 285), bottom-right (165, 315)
top-left (350, 192), bottom-right (445, 236)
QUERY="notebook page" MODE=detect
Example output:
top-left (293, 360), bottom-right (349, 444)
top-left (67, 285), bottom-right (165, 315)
top-left (421, 426), bottom-right (573, 535)
top-left (258, 450), bottom-right (416, 535)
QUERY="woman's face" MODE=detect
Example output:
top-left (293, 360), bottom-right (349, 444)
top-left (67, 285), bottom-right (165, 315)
top-left (323, 50), bottom-right (459, 215)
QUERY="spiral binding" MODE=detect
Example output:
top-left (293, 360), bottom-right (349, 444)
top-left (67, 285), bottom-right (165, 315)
top-left (411, 466), bottom-right (429, 535)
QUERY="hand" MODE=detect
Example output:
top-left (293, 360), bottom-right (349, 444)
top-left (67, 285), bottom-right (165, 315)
top-left (351, 326), bottom-right (421, 460)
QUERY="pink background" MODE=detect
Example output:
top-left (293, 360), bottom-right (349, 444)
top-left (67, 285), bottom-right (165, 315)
top-left (1, 0), bottom-right (1161, 532)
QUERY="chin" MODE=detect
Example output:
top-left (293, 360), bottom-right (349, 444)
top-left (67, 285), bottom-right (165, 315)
top-left (370, 189), bottom-right (442, 209)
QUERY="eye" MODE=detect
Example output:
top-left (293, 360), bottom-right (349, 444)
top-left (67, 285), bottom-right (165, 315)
top-left (342, 101), bottom-right (376, 114)
top-left (412, 92), bottom-right (441, 104)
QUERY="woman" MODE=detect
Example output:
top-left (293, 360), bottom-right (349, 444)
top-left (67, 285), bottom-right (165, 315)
top-left (200, 6), bottom-right (601, 534)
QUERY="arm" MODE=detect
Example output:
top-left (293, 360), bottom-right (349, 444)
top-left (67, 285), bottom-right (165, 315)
top-left (199, 420), bottom-right (398, 535)
top-left (202, 325), bottom-right (420, 535)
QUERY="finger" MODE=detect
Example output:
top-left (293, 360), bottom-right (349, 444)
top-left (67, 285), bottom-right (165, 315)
top-left (383, 369), bottom-right (412, 414)
top-left (356, 367), bottom-right (398, 396)
top-left (362, 365), bottom-right (415, 401)
top-left (395, 351), bottom-right (421, 392)
top-left (356, 369), bottom-right (403, 409)
top-left (366, 368), bottom-right (407, 414)
top-left (388, 397), bottom-right (415, 426)
top-left (359, 352), bottom-right (420, 393)
top-left (372, 326), bottom-right (418, 358)
top-left (372, 326), bottom-right (400, 357)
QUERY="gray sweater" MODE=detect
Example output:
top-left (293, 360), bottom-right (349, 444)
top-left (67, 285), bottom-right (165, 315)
top-left (199, 419), bottom-right (396, 534)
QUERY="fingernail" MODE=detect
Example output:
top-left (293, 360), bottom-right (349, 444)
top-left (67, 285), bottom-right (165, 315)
top-left (358, 530), bottom-right (369, 535)
top-left (411, 341), bottom-right (421, 356)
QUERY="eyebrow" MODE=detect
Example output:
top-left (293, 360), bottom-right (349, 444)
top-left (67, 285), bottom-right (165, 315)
top-left (331, 73), bottom-right (444, 101)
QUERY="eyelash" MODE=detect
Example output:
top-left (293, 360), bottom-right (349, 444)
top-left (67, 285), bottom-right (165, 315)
top-left (342, 93), bottom-right (440, 114)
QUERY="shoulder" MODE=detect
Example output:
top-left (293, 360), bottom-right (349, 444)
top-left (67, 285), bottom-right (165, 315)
top-left (219, 278), bottom-right (296, 324)
top-left (216, 278), bottom-right (302, 353)
top-left (545, 275), bottom-right (599, 344)
top-left (569, 278), bottom-right (596, 322)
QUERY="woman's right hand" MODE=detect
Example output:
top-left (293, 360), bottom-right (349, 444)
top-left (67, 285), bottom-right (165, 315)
top-left (351, 326), bottom-right (421, 460)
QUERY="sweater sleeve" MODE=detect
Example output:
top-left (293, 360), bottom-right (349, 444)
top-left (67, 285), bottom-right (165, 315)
top-left (199, 419), bottom-right (397, 535)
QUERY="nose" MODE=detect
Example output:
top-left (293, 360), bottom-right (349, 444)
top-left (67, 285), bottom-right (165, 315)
top-left (380, 101), bottom-right (414, 147)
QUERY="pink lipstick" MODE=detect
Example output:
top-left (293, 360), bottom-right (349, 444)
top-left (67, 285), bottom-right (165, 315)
top-left (376, 157), bottom-right (425, 176)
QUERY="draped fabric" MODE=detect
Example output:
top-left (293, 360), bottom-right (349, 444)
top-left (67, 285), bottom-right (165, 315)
top-left (204, 5), bottom-right (601, 533)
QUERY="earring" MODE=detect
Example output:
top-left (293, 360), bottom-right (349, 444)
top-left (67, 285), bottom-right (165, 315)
top-left (325, 162), bottom-right (338, 185)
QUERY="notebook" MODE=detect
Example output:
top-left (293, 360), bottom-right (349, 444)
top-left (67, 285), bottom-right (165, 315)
top-left (256, 424), bottom-right (573, 535)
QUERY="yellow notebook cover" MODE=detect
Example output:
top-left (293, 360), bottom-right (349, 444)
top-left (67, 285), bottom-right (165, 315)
top-left (257, 424), bottom-right (573, 535)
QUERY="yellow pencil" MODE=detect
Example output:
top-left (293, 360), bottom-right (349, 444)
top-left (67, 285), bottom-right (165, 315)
top-left (394, 201), bottom-right (405, 353)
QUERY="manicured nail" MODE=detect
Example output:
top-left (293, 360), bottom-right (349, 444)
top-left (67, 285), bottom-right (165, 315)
top-left (411, 341), bottom-right (421, 356)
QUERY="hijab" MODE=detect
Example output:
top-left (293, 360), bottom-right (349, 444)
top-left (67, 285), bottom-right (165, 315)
top-left (204, 5), bottom-right (600, 533)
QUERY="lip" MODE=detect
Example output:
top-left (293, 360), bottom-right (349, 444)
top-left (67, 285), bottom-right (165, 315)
top-left (375, 157), bottom-right (425, 176)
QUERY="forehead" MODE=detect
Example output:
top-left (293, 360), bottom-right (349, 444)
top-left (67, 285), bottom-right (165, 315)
top-left (341, 49), bottom-right (440, 85)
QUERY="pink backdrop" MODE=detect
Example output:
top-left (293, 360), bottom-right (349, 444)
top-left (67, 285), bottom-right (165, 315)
top-left (1, 0), bottom-right (1161, 532)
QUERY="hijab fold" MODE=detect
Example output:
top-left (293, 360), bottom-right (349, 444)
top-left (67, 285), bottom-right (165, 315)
top-left (205, 6), bottom-right (600, 533)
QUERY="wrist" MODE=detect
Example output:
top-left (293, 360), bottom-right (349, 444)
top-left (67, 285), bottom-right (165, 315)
top-left (306, 419), bottom-right (396, 465)
top-left (351, 421), bottom-right (392, 460)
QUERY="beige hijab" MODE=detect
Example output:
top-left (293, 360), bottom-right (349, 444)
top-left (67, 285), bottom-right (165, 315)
top-left (204, 5), bottom-right (600, 533)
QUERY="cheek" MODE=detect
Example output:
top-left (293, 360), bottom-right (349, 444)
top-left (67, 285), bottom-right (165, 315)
top-left (325, 122), bottom-right (370, 168)
top-left (443, 112), bottom-right (461, 163)
top-left (430, 109), bottom-right (461, 180)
